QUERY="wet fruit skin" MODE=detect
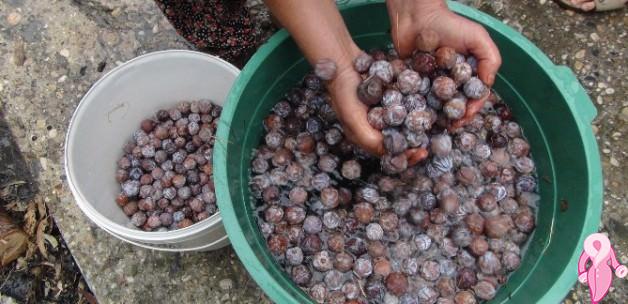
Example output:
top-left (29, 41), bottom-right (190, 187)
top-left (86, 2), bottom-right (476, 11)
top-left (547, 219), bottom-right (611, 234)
top-left (119, 102), bottom-right (222, 231)
top-left (385, 272), bottom-right (409, 295)
top-left (369, 60), bottom-right (394, 83)
top-left (250, 48), bottom-right (537, 303)
top-left (398, 69), bottom-right (422, 94)
top-left (314, 58), bottom-right (337, 81)
top-left (452, 62), bottom-right (472, 86)
top-left (432, 76), bottom-right (457, 100)
top-left (435, 47), bottom-right (457, 69)
top-left (412, 53), bottom-right (437, 76)
top-left (354, 52), bottom-right (374, 73)
top-left (358, 75), bottom-right (384, 106)
top-left (457, 268), bottom-right (478, 289)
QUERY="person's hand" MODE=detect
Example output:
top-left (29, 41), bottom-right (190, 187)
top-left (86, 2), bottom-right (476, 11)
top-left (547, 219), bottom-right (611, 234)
top-left (263, 0), bottom-right (390, 156)
top-left (387, 0), bottom-right (501, 130)
top-left (327, 52), bottom-right (386, 156)
top-left (386, 0), bottom-right (501, 86)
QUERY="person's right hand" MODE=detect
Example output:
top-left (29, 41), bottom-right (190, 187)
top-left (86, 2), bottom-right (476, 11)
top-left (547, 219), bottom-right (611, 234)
top-left (387, 0), bottom-right (501, 86)
top-left (327, 57), bottom-right (386, 156)
top-left (327, 55), bottom-right (429, 164)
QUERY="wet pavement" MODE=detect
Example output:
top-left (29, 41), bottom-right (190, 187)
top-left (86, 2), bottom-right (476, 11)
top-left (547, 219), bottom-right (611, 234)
top-left (0, 0), bottom-right (625, 303)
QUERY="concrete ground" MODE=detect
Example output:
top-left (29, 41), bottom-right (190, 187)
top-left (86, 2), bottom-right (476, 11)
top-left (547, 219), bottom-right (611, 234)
top-left (0, 0), bottom-right (625, 303)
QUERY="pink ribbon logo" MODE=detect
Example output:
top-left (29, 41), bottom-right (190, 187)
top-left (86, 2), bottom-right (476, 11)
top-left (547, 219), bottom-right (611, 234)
top-left (578, 233), bottom-right (627, 304)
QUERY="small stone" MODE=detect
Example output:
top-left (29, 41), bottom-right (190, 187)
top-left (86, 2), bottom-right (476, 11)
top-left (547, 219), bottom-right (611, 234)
top-left (7, 12), bottom-right (22, 26)
top-left (59, 49), bottom-right (70, 58)
top-left (590, 33), bottom-right (599, 41)
top-left (602, 148), bottom-right (610, 154)
top-left (102, 31), bottom-right (120, 46)
top-left (12, 41), bottom-right (25, 66)
top-left (39, 157), bottom-right (48, 171)
top-left (596, 96), bottom-right (603, 105)
top-left (57, 75), bottom-right (67, 83)
top-left (605, 88), bottom-right (615, 95)
top-left (48, 129), bottom-right (57, 138)
top-left (219, 278), bottom-right (233, 290)
top-left (574, 61), bottom-right (583, 71)
top-left (574, 50), bottom-right (585, 59)
top-left (609, 157), bottom-right (619, 167)
top-left (111, 7), bottom-right (123, 16)
top-left (621, 107), bottom-right (628, 122)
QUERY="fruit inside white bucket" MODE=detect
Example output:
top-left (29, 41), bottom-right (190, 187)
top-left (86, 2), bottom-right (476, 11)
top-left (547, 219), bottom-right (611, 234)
top-left (65, 50), bottom-right (239, 251)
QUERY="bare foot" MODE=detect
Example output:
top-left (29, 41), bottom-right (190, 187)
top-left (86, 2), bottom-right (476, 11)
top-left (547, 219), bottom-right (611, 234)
top-left (566, 0), bottom-right (597, 11)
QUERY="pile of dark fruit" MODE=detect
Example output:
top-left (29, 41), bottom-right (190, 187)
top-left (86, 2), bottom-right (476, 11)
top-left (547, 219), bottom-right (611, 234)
top-left (115, 101), bottom-right (221, 231)
top-left (251, 34), bottom-right (538, 304)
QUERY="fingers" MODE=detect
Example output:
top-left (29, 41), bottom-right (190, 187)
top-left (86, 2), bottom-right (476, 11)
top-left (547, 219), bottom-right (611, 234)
top-left (406, 148), bottom-right (429, 166)
top-left (390, 19), bottom-right (416, 59)
top-left (465, 25), bottom-right (502, 86)
top-left (346, 123), bottom-right (386, 156)
top-left (338, 101), bottom-right (385, 156)
top-left (329, 69), bottom-right (386, 156)
top-left (386, 1), bottom-right (414, 59)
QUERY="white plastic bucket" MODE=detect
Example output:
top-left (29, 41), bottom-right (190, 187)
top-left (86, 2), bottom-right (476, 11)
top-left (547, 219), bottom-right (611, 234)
top-left (64, 50), bottom-right (238, 251)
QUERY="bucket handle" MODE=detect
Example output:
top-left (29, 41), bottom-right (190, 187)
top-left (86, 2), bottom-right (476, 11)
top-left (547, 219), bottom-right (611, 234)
top-left (551, 65), bottom-right (597, 125)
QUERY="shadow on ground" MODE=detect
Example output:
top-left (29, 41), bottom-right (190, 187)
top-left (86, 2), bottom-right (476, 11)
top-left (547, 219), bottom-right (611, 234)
top-left (0, 109), bottom-right (93, 303)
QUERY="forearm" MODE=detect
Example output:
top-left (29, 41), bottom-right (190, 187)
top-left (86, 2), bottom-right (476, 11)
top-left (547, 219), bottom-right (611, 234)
top-left (386, 0), bottom-right (449, 28)
top-left (264, 0), bottom-right (360, 70)
top-left (386, 0), bottom-right (447, 12)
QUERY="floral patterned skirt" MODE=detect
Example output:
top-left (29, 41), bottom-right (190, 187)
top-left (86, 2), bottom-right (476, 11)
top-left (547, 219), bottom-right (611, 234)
top-left (154, 0), bottom-right (259, 66)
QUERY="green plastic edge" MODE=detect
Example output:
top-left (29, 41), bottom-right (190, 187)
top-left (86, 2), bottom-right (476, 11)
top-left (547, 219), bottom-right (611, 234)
top-left (444, 3), bottom-right (602, 304)
top-left (215, 1), bottom-right (603, 303)
top-left (215, 27), bottom-right (300, 304)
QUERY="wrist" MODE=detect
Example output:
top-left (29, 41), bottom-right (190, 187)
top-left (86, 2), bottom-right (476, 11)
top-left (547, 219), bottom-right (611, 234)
top-left (415, 0), bottom-right (448, 10)
top-left (326, 41), bottom-right (361, 89)
top-left (387, 0), bottom-right (451, 31)
top-left (415, 1), bottom-right (452, 31)
top-left (299, 25), bottom-right (361, 79)
top-left (326, 37), bottom-right (361, 72)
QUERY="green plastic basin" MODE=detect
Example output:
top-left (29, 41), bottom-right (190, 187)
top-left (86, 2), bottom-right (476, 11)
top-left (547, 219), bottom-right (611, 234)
top-left (215, 1), bottom-right (603, 303)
